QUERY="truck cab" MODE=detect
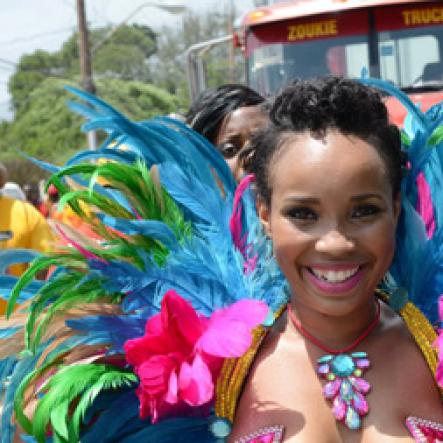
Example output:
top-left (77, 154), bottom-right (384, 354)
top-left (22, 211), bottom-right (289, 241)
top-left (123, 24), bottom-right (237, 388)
top-left (240, 0), bottom-right (443, 124)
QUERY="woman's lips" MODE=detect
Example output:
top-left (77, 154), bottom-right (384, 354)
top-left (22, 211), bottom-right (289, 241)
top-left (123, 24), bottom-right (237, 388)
top-left (303, 265), bottom-right (366, 294)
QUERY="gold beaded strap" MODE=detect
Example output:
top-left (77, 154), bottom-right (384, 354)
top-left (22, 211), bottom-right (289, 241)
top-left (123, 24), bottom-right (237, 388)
top-left (215, 305), bottom-right (286, 422)
top-left (215, 325), bottom-right (267, 421)
top-left (399, 301), bottom-right (439, 379)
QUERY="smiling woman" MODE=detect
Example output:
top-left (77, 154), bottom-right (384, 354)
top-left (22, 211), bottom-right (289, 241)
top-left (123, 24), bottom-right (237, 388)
top-left (225, 76), bottom-right (443, 442)
top-left (1, 77), bottom-right (443, 443)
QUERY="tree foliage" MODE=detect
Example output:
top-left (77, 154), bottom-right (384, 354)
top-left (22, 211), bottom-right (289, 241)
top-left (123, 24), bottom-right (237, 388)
top-left (8, 24), bottom-right (157, 116)
top-left (1, 9), bottom-right (244, 181)
top-left (150, 10), bottom-right (245, 111)
top-left (0, 77), bottom-right (178, 166)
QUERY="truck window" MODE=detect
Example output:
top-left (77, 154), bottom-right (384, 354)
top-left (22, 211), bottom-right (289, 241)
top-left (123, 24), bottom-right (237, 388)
top-left (375, 4), bottom-right (443, 89)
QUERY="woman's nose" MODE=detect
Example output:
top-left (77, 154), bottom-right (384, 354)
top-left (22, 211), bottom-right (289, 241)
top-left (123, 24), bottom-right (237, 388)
top-left (315, 229), bottom-right (355, 255)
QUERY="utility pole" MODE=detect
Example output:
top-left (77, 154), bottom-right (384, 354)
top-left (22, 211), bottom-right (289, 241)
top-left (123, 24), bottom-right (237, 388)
top-left (227, 0), bottom-right (235, 82)
top-left (76, 0), bottom-right (95, 94)
top-left (76, 0), bottom-right (97, 148)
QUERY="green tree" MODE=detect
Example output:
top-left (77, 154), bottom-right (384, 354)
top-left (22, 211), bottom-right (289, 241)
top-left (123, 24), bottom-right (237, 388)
top-left (150, 10), bottom-right (245, 111)
top-left (8, 24), bottom-right (158, 116)
top-left (0, 77), bottom-right (178, 166)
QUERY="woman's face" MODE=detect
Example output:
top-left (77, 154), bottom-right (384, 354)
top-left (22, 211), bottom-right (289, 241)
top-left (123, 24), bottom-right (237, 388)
top-left (215, 105), bottom-right (268, 182)
top-left (258, 130), bottom-right (400, 317)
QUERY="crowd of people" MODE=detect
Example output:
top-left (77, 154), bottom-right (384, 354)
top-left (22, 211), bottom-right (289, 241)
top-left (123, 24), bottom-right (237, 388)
top-left (0, 76), bottom-right (442, 442)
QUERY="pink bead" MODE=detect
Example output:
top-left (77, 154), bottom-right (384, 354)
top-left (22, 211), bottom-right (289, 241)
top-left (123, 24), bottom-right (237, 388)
top-left (350, 376), bottom-right (371, 394)
top-left (317, 363), bottom-right (330, 375)
top-left (356, 359), bottom-right (370, 369)
top-left (332, 396), bottom-right (347, 420)
top-left (352, 391), bottom-right (369, 415)
top-left (323, 379), bottom-right (341, 399)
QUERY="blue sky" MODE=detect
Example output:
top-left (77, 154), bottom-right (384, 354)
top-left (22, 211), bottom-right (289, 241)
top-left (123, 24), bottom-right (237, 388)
top-left (0, 0), bottom-right (255, 120)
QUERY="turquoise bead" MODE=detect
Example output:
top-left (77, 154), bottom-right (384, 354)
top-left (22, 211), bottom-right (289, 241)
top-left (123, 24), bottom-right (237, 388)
top-left (317, 354), bottom-right (333, 364)
top-left (331, 354), bottom-right (355, 377)
top-left (209, 418), bottom-right (232, 438)
top-left (262, 309), bottom-right (275, 327)
top-left (339, 379), bottom-right (354, 402)
top-left (351, 351), bottom-right (367, 359)
top-left (389, 287), bottom-right (408, 311)
top-left (345, 406), bottom-right (361, 430)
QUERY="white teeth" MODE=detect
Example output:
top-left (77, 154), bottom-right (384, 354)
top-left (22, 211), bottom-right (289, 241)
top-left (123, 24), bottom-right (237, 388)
top-left (311, 267), bottom-right (359, 283)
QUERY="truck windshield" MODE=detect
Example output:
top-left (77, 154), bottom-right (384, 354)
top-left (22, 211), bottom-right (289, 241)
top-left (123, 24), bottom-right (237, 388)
top-left (246, 4), bottom-right (443, 96)
top-left (379, 25), bottom-right (443, 91)
top-left (248, 35), bottom-right (369, 95)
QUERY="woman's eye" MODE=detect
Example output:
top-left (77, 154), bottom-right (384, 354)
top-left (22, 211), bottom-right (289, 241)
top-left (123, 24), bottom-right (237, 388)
top-left (218, 142), bottom-right (240, 159)
top-left (351, 204), bottom-right (380, 218)
top-left (286, 207), bottom-right (318, 220)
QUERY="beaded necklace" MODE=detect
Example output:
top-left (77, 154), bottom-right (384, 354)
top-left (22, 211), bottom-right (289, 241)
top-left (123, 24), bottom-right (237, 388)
top-left (287, 300), bottom-right (381, 431)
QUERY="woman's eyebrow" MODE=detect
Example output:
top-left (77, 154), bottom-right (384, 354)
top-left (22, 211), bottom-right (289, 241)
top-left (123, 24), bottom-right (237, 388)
top-left (350, 193), bottom-right (384, 202)
top-left (284, 196), bottom-right (320, 204)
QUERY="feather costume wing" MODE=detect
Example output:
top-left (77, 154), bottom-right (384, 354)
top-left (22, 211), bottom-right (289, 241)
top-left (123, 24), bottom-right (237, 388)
top-left (360, 78), bottom-right (443, 323)
top-left (0, 88), bottom-right (285, 442)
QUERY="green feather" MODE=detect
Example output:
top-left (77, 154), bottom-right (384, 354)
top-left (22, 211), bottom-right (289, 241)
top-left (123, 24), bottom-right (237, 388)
top-left (7, 253), bottom-right (84, 318)
top-left (428, 125), bottom-right (443, 146)
top-left (14, 358), bottom-right (60, 434)
top-left (31, 364), bottom-right (137, 442)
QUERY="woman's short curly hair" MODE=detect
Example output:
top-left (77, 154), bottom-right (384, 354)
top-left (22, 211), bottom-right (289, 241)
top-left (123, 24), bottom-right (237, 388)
top-left (249, 76), bottom-right (405, 205)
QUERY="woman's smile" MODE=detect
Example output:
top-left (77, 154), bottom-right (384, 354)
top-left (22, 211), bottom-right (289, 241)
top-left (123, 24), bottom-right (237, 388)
top-left (303, 264), bottom-right (366, 295)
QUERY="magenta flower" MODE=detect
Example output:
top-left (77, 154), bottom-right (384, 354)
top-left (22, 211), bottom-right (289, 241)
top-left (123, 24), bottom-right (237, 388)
top-left (124, 290), bottom-right (268, 423)
top-left (434, 295), bottom-right (443, 387)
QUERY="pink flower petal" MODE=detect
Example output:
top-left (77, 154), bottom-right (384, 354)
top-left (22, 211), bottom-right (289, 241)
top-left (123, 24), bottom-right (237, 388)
top-left (434, 332), bottom-right (443, 354)
top-left (145, 313), bottom-right (163, 334)
top-left (436, 362), bottom-right (443, 387)
top-left (161, 290), bottom-right (205, 347)
top-left (197, 319), bottom-right (253, 357)
top-left (164, 371), bottom-right (178, 404)
top-left (197, 300), bottom-right (268, 357)
top-left (137, 355), bottom-right (178, 396)
top-left (211, 299), bottom-right (268, 329)
top-left (178, 354), bottom-right (214, 406)
top-left (124, 334), bottom-right (170, 365)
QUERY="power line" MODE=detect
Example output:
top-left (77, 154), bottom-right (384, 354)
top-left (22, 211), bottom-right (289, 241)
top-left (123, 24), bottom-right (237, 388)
top-left (0, 27), bottom-right (75, 47)
top-left (0, 58), bottom-right (17, 67)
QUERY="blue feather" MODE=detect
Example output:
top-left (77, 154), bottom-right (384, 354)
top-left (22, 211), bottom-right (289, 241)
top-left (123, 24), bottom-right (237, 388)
top-left (0, 249), bottom-right (40, 273)
top-left (96, 215), bottom-right (178, 247)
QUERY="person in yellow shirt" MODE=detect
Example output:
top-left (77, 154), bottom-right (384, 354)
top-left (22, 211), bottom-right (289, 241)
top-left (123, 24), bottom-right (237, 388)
top-left (0, 162), bottom-right (55, 313)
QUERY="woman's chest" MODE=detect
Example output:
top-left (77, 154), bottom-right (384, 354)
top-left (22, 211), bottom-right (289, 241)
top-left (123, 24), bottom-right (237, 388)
top-left (229, 337), bottom-right (423, 442)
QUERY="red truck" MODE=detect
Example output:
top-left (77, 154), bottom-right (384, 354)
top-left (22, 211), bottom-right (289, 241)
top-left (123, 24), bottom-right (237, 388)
top-left (237, 0), bottom-right (443, 124)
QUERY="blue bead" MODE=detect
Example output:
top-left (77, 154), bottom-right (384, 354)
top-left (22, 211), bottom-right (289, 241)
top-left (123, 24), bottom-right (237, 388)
top-left (262, 309), bottom-right (275, 327)
top-left (351, 351), bottom-right (367, 359)
top-left (209, 418), bottom-right (232, 438)
top-left (345, 406), bottom-right (361, 430)
top-left (389, 287), bottom-right (408, 311)
top-left (317, 354), bottom-right (333, 364)
top-left (331, 354), bottom-right (355, 377)
top-left (339, 379), bottom-right (354, 402)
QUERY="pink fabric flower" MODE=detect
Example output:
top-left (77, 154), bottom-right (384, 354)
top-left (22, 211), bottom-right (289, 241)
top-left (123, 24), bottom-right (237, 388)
top-left (124, 290), bottom-right (268, 423)
top-left (434, 295), bottom-right (443, 387)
